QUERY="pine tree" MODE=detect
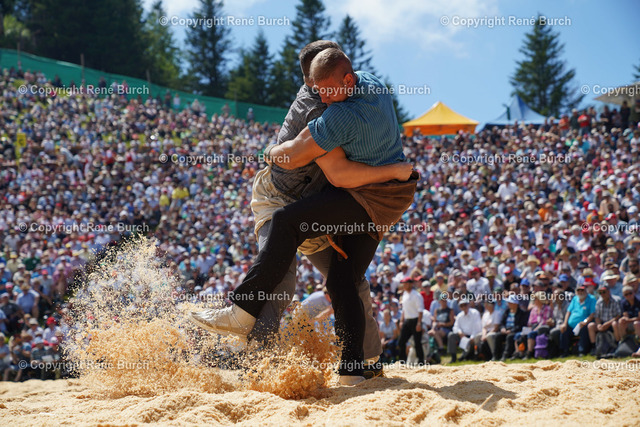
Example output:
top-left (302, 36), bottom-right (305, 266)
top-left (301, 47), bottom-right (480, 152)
top-left (28, 0), bottom-right (148, 78)
top-left (185, 0), bottom-right (231, 97)
top-left (227, 30), bottom-right (271, 104)
top-left (0, 0), bottom-right (26, 47)
top-left (1, 14), bottom-right (32, 51)
top-left (633, 59), bottom-right (640, 80)
top-left (269, 0), bottom-right (331, 107)
top-left (268, 44), bottom-right (299, 107)
top-left (336, 15), bottom-right (374, 72)
top-left (510, 15), bottom-right (583, 117)
top-left (143, 0), bottom-right (181, 89)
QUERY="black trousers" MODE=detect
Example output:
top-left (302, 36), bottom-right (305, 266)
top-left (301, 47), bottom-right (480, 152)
top-left (230, 185), bottom-right (378, 376)
top-left (398, 318), bottom-right (424, 364)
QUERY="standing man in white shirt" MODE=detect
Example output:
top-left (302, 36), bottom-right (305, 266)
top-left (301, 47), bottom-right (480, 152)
top-left (398, 277), bottom-right (425, 365)
top-left (448, 299), bottom-right (482, 362)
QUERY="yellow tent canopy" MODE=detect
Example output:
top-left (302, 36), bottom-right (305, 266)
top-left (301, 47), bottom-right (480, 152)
top-left (402, 101), bottom-right (478, 136)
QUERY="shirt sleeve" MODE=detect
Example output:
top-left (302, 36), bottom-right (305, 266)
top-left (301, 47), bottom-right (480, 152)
top-left (307, 104), bottom-right (355, 153)
top-left (473, 311), bottom-right (483, 335)
top-left (613, 299), bottom-right (622, 316)
top-left (452, 313), bottom-right (461, 334)
top-left (305, 104), bottom-right (326, 123)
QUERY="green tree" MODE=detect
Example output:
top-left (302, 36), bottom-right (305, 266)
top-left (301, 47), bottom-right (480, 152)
top-left (226, 30), bottom-right (271, 104)
top-left (143, 0), bottom-right (181, 88)
top-left (0, 0), bottom-right (26, 44)
top-left (268, 44), bottom-right (299, 107)
top-left (1, 14), bottom-right (32, 50)
top-left (28, 0), bottom-right (148, 78)
top-left (185, 0), bottom-right (231, 97)
top-left (336, 15), bottom-right (374, 72)
top-left (269, 0), bottom-right (331, 107)
top-left (510, 15), bottom-right (583, 116)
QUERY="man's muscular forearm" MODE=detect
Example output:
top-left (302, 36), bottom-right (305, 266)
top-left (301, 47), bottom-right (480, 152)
top-left (315, 148), bottom-right (412, 188)
top-left (267, 127), bottom-right (412, 186)
top-left (269, 127), bottom-right (327, 169)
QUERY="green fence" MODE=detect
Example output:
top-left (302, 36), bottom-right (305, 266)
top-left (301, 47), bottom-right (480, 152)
top-left (0, 48), bottom-right (288, 124)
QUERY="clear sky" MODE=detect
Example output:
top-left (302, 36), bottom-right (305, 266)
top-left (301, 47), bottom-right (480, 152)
top-left (145, 0), bottom-right (640, 123)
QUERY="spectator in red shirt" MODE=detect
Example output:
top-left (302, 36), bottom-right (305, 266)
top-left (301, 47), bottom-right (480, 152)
top-left (420, 280), bottom-right (434, 313)
top-left (578, 109), bottom-right (591, 135)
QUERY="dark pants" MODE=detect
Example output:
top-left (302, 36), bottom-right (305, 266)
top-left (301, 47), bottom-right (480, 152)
top-left (398, 318), bottom-right (424, 364)
top-left (230, 186), bottom-right (377, 376)
top-left (560, 324), bottom-right (591, 354)
top-left (502, 332), bottom-right (517, 358)
top-left (248, 220), bottom-right (382, 360)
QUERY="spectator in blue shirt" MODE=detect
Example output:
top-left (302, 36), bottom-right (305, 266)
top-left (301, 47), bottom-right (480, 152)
top-left (619, 285), bottom-right (640, 339)
top-left (559, 285), bottom-right (596, 356)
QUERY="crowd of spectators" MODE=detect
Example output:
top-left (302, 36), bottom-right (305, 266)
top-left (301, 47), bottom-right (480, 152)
top-left (1, 65), bottom-right (640, 380)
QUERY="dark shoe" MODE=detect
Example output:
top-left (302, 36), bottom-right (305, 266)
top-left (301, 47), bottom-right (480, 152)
top-left (363, 360), bottom-right (384, 380)
top-left (510, 352), bottom-right (521, 360)
top-left (450, 354), bottom-right (457, 363)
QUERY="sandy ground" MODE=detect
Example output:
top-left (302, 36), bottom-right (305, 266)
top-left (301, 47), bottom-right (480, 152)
top-left (1, 359), bottom-right (639, 426)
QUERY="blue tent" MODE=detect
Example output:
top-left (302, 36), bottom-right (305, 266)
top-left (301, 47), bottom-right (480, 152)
top-left (483, 95), bottom-right (547, 129)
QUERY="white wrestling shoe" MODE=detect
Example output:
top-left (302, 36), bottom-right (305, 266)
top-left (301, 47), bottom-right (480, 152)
top-left (338, 375), bottom-right (366, 386)
top-left (189, 305), bottom-right (256, 338)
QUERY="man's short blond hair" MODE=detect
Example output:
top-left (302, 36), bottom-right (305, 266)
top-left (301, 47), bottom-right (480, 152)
top-left (310, 48), bottom-right (353, 83)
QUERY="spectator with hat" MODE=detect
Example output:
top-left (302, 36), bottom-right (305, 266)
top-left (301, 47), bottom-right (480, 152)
top-left (618, 284), bottom-right (640, 339)
top-left (521, 256), bottom-right (541, 285)
top-left (26, 318), bottom-right (43, 338)
top-left (517, 280), bottom-right (532, 312)
top-left (578, 267), bottom-right (598, 288)
top-left (428, 293), bottom-right (455, 354)
top-left (557, 273), bottom-right (575, 295)
top-left (488, 294), bottom-right (528, 361)
top-left (419, 280), bottom-right (434, 314)
top-left (588, 284), bottom-right (622, 356)
top-left (43, 317), bottom-right (61, 343)
top-left (601, 269), bottom-right (623, 299)
top-left (502, 266), bottom-right (521, 290)
top-left (559, 284), bottom-right (596, 356)
top-left (515, 291), bottom-right (552, 358)
top-left (447, 298), bottom-right (482, 362)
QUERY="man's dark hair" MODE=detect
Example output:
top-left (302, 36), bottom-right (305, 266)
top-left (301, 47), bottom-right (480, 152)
top-left (299, 40), bottom-right (341, 78)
